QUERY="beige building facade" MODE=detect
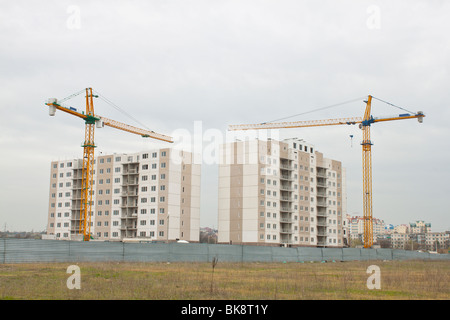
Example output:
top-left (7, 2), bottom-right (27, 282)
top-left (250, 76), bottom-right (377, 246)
top-left (47, 148), bottom-right (201, 242)
top-left (218, 138), bottom-right (346, 247)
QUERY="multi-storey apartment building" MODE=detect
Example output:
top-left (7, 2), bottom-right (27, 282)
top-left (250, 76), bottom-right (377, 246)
top-left (409, 220), bottom-right (431, 234)
top-left (218, 138), bottom-right (346, 247)
top-left (347, 215), bottom-right (385, 245)
top-left (46, 148), bottom-right (201, 242)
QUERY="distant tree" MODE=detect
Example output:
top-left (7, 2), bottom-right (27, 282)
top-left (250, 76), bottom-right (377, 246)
top-left (350, 238), bottom-right (363, 248)
top-left (378, 238), bottom-right (391, 249)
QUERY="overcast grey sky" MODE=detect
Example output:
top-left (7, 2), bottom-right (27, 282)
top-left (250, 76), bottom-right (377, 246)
top-left (0, 0), bottom-right (449, 232)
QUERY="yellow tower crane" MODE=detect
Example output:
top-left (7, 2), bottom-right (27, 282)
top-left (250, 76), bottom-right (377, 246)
top-left (228, 95), bottom-right (424, 248)
top-left (45, 88), bottom-right (173, 241)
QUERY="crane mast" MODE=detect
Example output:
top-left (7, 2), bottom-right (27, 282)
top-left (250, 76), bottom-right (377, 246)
top-left (361, 96), bottom-right (373, 248)
top-left (80, 88), bottom-right (96, 241)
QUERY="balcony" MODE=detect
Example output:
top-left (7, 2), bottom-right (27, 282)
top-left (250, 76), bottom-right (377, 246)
top-left (280, 175), bottom-right (293, 181)
top-left (280, 228), bottom-right (293, 234)
top-left (280, 206), bottom-right (293, 212)
top-left (316, 181), bottom-right (327, 188)
top-left (316, 221), bottom-right (327, 227)
top-left (317, 241), bottom-right (327, 247)
top-left (123, 169), bottom-right (138, 175)
top-left (280, 164), bottom-right (293, 170)
top-left (280, 238), bottom-right (292, 244)
top-left (120, 225), bottom-right (137, 231)
top-left (280, 185), bottom-right (293, 191)
top-left (316, 172), bottom-right (327, 179)
top-left (316, 201), bottom-right (328, 208)
top-left (123, 179), bottom-right (139, 186)
top-left (122, 191), bottom-right (138, 197)
top-left (316, 191), bottom-right (327, 197)
top-left (316, 210), bottom-right (327, 217)
top-left (280, 217), bottom-right (293, 223)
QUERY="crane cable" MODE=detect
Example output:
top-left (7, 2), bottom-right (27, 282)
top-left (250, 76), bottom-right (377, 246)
top-left (262, 95), bottom-right (416, 124)
top-left (59, 89), bottom-right (86, 103)
top-left (93, 90), bottom-right (152, 131)
top-left (57, 88), bottom-right (153, 131)
top-left (371, 96), bottom-right (416, 114)
top-left (262, 96), bottom-right (367, 124)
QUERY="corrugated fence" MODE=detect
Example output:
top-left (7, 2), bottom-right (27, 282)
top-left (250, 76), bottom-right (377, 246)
top-left (1, 239), bottom-right (449, 263)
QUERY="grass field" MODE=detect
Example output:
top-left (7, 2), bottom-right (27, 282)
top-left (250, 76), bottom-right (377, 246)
top-left (0, 260), bottom-right (449, 300)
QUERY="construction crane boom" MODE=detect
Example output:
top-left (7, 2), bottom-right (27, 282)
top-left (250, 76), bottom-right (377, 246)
top-left (228, 95), bottom-right (425, 248)
top-left (45, 88), bottom-right (173, 241)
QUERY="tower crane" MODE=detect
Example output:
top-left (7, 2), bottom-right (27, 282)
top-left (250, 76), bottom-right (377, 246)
top-left (228, 95), bottom-right (424, 248)
top-left (45, 88), bottom-right (173, 241)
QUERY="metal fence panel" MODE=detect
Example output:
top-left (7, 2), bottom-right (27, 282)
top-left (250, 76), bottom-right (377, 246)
top-left (242, 245), bottom-right (273, 262)
top-left (124, 243), bottom-right (169, 262)
top-left (1, 239), bottom-right (449, 264)
top-left (169, 243), bottom-right (209, 262)
top-left (375, 248), bottom-right (393, 260)
top-left (297, 247), bottom-right (323, 262)
top-left (69, 241), bottom-right (124, 262)
top-left (207, 244), bottom-right (243, 262)
top-left (342, 248), bottom-right (362, 261)
top-left (321, 248), bottom-right (344, 261)
top-left (271, 246), bottom-right (299, 262)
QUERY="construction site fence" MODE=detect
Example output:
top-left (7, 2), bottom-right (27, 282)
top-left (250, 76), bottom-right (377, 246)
top-left (1, 239), bottom-right (449, 264)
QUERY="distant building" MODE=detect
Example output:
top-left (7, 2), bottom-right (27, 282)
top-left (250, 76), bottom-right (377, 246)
top-left (409, 220), bottom-right (431, 234)
top-left (346, 215), bottom-right (385, 245)
top-left (391, 232), bottom-right (410, 249)
top-left (384, 224), bottom-right (394, 234)
top-left (46, 148), bottom-right (201, 242)
top-left (425, 232), bottom-right (450, 251)
top-left (394, 224), bottom-right (409, 234)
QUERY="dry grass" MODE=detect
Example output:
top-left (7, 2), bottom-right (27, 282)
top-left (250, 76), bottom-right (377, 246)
top-left (0, 260), bottom-right (449, 300)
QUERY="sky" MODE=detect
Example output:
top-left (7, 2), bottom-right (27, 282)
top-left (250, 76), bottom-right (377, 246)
top-left (0, 0), bottom-right (449, 232)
